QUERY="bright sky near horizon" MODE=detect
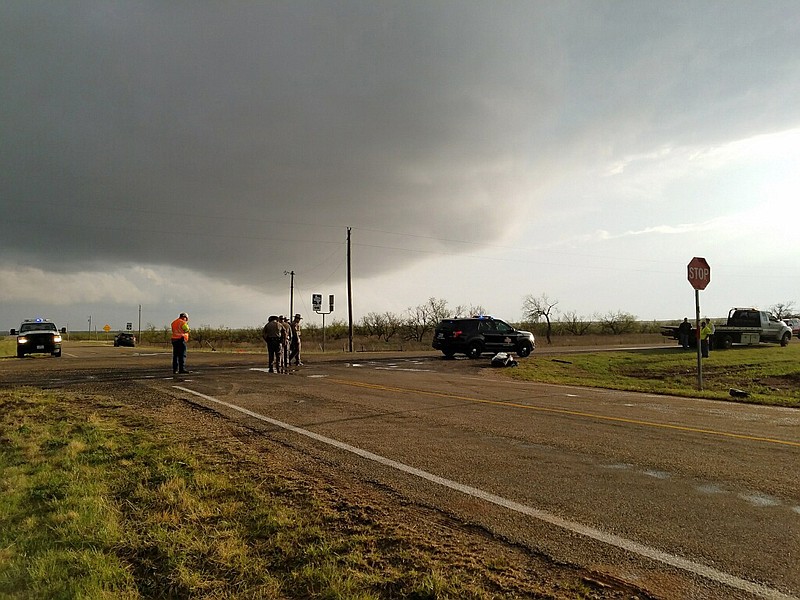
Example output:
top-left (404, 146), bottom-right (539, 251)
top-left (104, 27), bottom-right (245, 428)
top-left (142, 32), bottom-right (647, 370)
top-left (2, 1), bottom-right (799, 331)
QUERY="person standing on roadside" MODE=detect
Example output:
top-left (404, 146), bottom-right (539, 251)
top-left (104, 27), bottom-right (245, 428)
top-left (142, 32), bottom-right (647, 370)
top-left (278, 316), bottom-right (290, 373)
top-left (677, 317), bottom-right (692, 349)
top-left (699, 320), bottom-right (712, 358)
top-left (290, 314), bottom-right (303, 366)
top-left (705, 317), bottom-right (715, 353)
top-left (171, 312), bottom-right (190, 374)
top-left (262, 315), bottom-right (281, 373)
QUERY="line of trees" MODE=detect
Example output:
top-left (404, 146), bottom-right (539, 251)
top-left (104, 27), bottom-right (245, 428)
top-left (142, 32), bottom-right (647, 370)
top-left (521, 293), bottom-right (657, 342)
top-left (132, 296), bottom-right (797, 349)
top-left (359, 298), bottom-right (491, 343)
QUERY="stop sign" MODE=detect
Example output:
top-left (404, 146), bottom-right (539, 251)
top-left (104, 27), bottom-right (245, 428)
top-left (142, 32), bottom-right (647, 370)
top-left (687, 257), bottom-right (711, 290)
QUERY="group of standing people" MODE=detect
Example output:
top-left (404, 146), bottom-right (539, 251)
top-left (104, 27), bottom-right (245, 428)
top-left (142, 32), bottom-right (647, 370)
top-left (677, 317), bottom-right (715, 358)
top-left (262, 314), bottom-right (303, 373)
top-left (170, 310), bottom-right (303, 376)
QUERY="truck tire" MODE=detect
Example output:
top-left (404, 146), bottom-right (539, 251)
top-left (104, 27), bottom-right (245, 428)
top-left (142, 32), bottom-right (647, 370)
top-left (17, 349), bottom-right (25, 358)
top-left (781, 332), bottom-right (791, 347)
top-left (720, 335), bottom-right (733, 350)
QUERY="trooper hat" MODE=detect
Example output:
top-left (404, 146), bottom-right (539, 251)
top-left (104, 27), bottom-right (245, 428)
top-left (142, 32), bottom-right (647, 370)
top-left (294, 314), bottom-right (302, 320)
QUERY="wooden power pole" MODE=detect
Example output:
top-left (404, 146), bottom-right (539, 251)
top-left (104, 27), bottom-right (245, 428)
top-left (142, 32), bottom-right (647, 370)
top-left (347, 227), bottom-right (353, 352)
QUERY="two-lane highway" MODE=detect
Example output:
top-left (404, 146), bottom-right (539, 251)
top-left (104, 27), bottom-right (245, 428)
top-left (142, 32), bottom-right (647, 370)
top-left (4, 347), bottom-right (798, 599)
top-left (157, 355), bottom-right (798, 600)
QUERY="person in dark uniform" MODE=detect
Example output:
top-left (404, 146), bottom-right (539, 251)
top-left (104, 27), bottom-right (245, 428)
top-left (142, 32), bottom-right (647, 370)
top-left (677, 317), bottom-right (692, 349)
top-left (262, 315), bottom-right (281, 373)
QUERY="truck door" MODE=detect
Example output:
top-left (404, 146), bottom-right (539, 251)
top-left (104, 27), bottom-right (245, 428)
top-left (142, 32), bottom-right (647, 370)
top-left (764, 312), bottom-right (781, 341)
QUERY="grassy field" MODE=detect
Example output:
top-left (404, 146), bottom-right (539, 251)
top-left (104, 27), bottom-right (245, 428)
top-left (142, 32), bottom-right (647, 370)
top-left (511, 342), bottom-right (800, 407)
top-left (0, 339), bottom-right (16, 357)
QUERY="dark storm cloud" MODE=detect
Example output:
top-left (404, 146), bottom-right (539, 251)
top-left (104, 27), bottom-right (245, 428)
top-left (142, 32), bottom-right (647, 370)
top-left (2, 1), bottom-right (559, 283)
top-left (3, 1), bottom-right (800, 288)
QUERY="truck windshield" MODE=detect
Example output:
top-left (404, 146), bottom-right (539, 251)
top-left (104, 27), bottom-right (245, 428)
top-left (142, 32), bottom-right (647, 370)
top-left (20, 322), bottom-right (57, 333)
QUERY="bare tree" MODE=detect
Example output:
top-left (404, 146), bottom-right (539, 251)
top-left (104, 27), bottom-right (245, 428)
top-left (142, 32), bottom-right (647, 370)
top-left (452, 304), bottom-right (490, 318)
top-left (361, 312), bottom-right (404, 342)
top-left (452, 305), bottom-right (468, 318)
top-left (522, 293), bottom-right (559, 344)
top-left (769, 301), bottom-right (796, 319)
top-left (595, 310), bottom-right (638, 335)
top-left (404, 297), bottom-right (449, 342)
top-left (361, 312), bottom-right (386, 340)
top-left (560, 310), bottom-right (592, 336)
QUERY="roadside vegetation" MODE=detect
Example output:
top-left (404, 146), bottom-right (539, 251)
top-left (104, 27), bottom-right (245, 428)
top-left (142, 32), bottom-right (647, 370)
top-left (509, 343), bottom-right (800, 408)
top-left (0, 339), bottom-right (15, 357)
top-left (2, 387), bottom-right (598, 600)
top-left (11, 295), bottom-right (669, 354)
top-left (5, 295), bottom-right (796, 354)
top-left (4, 296), bottom-right (797, 354)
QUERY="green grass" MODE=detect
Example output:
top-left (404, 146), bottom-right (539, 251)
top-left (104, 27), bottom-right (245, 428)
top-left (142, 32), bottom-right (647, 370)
top-left (0, 339), bottom-right (16, 358)
top-left (2, 388), bottom-right (587, 599)
top-left (511, 343), bottom-right (800, 407)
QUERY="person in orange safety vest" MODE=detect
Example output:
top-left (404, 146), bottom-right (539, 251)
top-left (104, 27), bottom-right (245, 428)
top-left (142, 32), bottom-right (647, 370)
top-left (171, 312), bottom-right (190, 374)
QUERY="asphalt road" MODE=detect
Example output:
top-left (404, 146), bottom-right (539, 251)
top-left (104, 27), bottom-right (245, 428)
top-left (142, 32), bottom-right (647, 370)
top-left (3, 343), bottom-right (798, 600)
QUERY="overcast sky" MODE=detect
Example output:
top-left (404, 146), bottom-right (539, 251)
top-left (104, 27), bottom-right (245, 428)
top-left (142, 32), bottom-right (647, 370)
top-left (3, 1), bottom-right (799, 332)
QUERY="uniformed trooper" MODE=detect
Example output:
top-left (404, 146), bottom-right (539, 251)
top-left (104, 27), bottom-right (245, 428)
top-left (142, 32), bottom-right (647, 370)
top-left (289, 314), bottom-right (303, 366)
top-left (278, 316), bottom-right (290, 373)
top-left (261, 315), bottom-right (281, 373)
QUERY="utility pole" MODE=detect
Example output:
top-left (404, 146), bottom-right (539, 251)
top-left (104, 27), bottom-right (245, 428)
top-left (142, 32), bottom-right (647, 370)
top-left (347, 227), bottom-right (353, 352)
top-left (284, 270), bottom-right (295, 317)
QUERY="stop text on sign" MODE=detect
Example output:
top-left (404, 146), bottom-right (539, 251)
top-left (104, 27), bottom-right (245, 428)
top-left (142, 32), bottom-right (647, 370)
top-left (688, 265), bottom-right (709, 280)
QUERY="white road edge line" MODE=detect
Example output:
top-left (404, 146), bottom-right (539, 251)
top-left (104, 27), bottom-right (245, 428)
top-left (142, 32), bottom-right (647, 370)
top-left (173, 385), bottom-right (796, 600)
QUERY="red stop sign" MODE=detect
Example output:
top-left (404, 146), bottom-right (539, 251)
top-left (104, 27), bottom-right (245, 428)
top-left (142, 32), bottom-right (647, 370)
top-left (687, 257), bottom-right (711, 290)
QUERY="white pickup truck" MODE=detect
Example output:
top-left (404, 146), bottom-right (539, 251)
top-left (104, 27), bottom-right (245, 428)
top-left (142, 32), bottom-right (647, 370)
top-left (662, 308), bottom-right (792, 349)
top-left (9, 318), bottom-right (64, 357)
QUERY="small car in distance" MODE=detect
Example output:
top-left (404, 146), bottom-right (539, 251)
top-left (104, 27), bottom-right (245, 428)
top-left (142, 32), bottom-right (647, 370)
top-left (114, 332), bottom-right (136, 347)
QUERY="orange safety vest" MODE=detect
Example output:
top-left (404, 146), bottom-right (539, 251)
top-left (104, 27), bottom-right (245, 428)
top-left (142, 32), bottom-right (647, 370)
top-left (171, 317), bottom-right (189, 341)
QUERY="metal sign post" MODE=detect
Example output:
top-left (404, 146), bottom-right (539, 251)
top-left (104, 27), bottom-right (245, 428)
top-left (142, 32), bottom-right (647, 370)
top-left (314, 294), bottom-right (334, 352)
top-left (694, 288), bottom-right (702, 390)
top-left (687, 257), bottom-right (711, 390)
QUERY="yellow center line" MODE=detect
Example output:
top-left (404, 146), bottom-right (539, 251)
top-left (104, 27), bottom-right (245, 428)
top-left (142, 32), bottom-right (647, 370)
top-left (328, 378), bottom-right (800, 449)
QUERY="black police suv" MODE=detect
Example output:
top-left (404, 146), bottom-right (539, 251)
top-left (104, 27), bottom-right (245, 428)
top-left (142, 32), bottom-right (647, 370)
top-left (432, 316), bottom-right (535, 359)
